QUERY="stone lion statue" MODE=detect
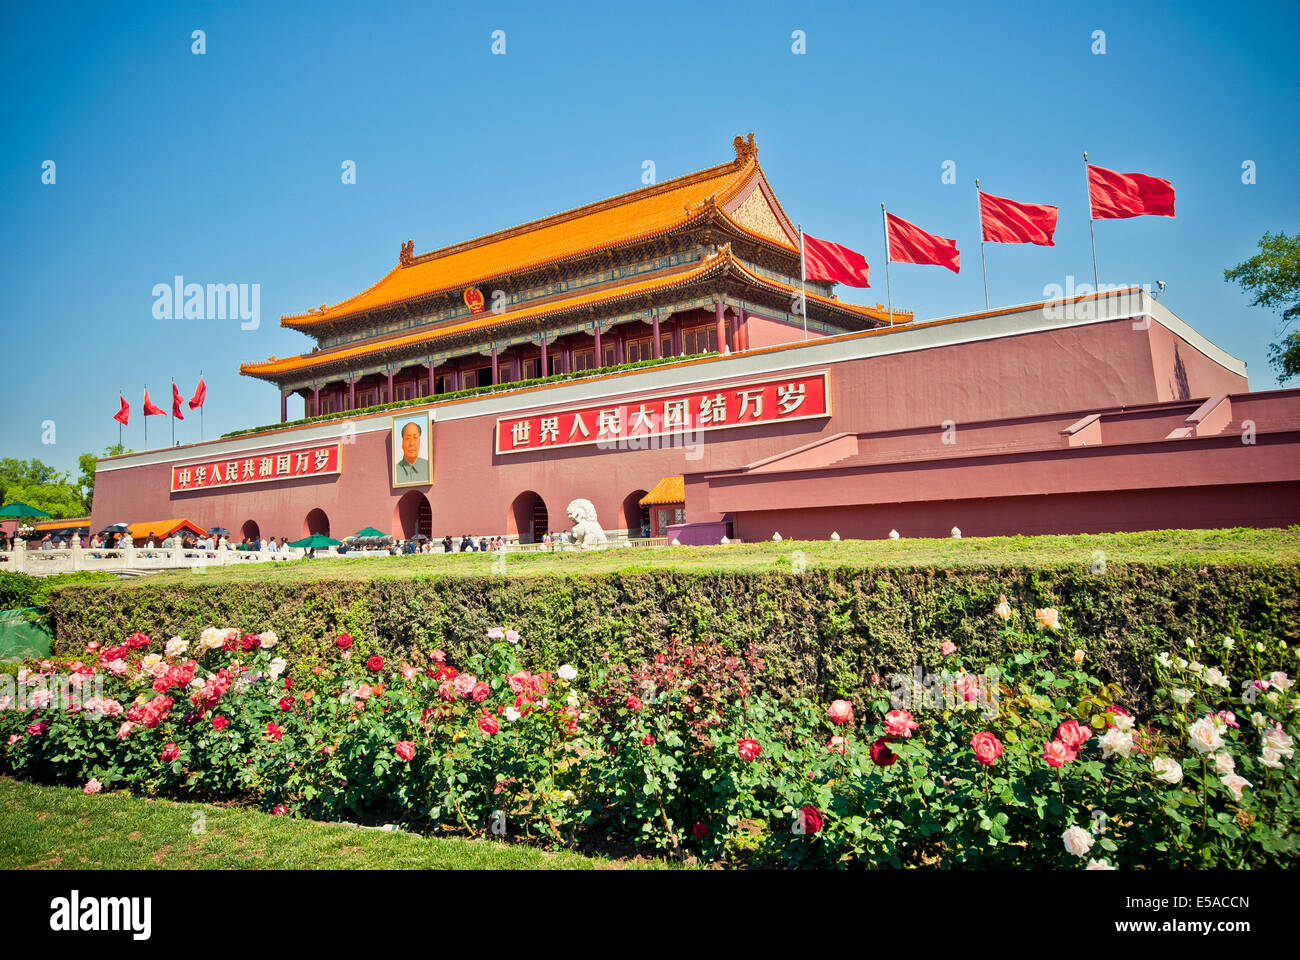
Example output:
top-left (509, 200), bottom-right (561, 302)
top-left (566, 498), bottom-right (608, 549)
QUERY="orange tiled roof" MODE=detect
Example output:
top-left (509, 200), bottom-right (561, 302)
top-left (127, 519), bottom-right (206, 541)
top-left (242, 247), bottom-right (904, 378)
top-left (640, 476), bottom-right (685, 506)
top-left (31, 517), bottom-right (90, 531)
top-left (283, 150), bottom-right (767, 330)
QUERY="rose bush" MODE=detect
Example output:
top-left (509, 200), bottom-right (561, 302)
top-left (1, 609), bottom-right (1295, 868)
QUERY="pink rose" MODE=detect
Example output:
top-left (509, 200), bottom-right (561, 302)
top-left (1043, 739), bottom-right (1077, 768)
top-left (971, 731), bottom-right (1003, 765)
top-left (941, 641), bottom-right (957, 657)
top-left (437, 680), bottom-right (456, 702)
top-left (737, 739), bottom-right (762, 761)
top-left (84, 778), bottom-right (103, 794)
top-left (826, 736), bottom-right (848, 755)
top-left (478, 713), bottom-right (500, 736)
top-left (884, 709), bottom-right (919, 739)
top-left (827, 700), bottom-right (854, 725)
top-left (1055, 719), bottom-right (1091, 752)
top-left (487, 627), bottom-right (505, 640)
top-left (395, 740), bottom-right (415, 762)
top-left (272, 805), bottom-right (288, 816)
top-left (471, 682), bottom-right (490, 702)
top-left (453, 673), bottom-right (477, 698)
top-left (160, 742), bottom-right (180, 762)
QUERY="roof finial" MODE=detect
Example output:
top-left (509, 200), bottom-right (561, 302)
top-left (733, 132), bottom-right (757, 161)
top-left (399, 239), bottom-right (414, 266)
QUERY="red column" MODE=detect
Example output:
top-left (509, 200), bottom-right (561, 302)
top-left (427, 363), bottom-right (435, 396)
top-left (491, 345), bottom-right (499, 385)
top-left (652, 313), bottom-right (662, 359)
top-left (714, 301), bottom-right (727, 353)
top-left (348, 378), bottom-right (355, 410)
top-left (280, 391), bottom-right (287, 423)
top-left (738, 310), bottom-right (748, 351)
top-left (386, 369), bottom-right (394, 404)
top-left (539, 337), bottom-right (548, 376)
top-left (311, 385), bottom-right (320, 416)
top-left (593, 326), bottom-right (602, 366)
top-left (563, 342), bottom-right (572, 373)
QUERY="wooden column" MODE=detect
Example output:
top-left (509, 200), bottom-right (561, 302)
top-left (652, 312), bottom-right (662, 359)
top-left (427, 362), bottom-right (436, 396)
top-left (311, 384), bottom-right (320, 416)
top-left (539, 336), bottom-right (548, 376)
top-left (491, 345), bottom-right (499, 385)
top-left (280, 391), bottom-right (287, 423)
top-left (386, 368), bottom-right (394, 405)
top-left (593, 326), bottom-right (602, 366)
top-left (714, 300), bottom-right (727, 353)
top-left (348, 377), bottom-right (355, 410)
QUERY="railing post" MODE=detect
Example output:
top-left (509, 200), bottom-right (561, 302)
top-left (71, 532), bottom-right (82, 571)
top-left (13, 539), bottom-right (24, 573)
top-left (125, 545), bottom-right (136, 570)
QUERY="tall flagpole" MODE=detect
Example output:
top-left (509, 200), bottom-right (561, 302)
top-left (880, 203), bottom-right (894, 326)
top-left (143, 385), bottom-right (148, 449)
top-left (1084, 151), bottom-right (1100, 289)
top-left (171, 380), bottom-right (176, 448)
top-left (118, 387), bottom-right (122, 448)
top-left (798, 224), bottom-right (808, 340)
top-left (976, 178), bottom-right (990, 310)
top-left (198, 369), bottom-right (204, 442)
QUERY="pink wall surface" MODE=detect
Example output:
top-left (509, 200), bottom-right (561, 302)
top-left (90, 311), bottom-right (1252, 541)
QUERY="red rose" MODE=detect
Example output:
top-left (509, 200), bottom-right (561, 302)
top-left (271, 805), bottom-right (287, 816)
top-left (1042, 738), bottom-right (1076, 768)
top-left (827, 700), bottom-right (854, 725)
top-left (970, 731), bottom-right (1003, 765)
top-left (283, 678), bottom-right (293, 690)
top-left (278, 696), bottom-right (295, 712)
top-left (478, 713), bottom-right (500, 736)
top-left (212, 716), bottom-right (228, 731)
top-left (826, 735), bottom-right (848, 755)
top-left (266, 721), bottom-right (283, 741)
top-left (471, 682), bottom-right (490, 702)
top-left (737, 738), bottom-right (762, 761)
top-left (1055, 719), bottom-right (1090, 751)
top-left (869, 737), bottom-right (897, 766)
top-left (335, 633), bottom-right (353, 650)
top-left (641, 733), bottom-right (656, 746)
top-left (692, 822), bottom-right (708, 839)
top-left (626, 695), bottom-right (644, 710)
top-left (800, 805), bottom-right (823, 835)
top-left (395, 740), bottom-right (415, 762)
top-left (160, 742), bottom-right (180, 762)
top-left (367, 655), bottom-right (384, 672)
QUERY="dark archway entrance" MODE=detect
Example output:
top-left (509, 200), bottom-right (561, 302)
top-left (304, 508), bottom-right (330, 537)
top-left (394, 490), bottom-right (433, 540)
top-left (623, 490), bottom-right (650, 537)
top-left (508, 491), bottom-right (548, 544)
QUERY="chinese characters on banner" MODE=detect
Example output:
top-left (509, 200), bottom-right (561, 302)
top-left (170, 442), bottom-right (342, 493)
top-left (495, 372), bottom-right (829, 455)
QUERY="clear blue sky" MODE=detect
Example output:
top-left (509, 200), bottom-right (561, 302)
top-left (3, 0), bottom-right (1297, 474)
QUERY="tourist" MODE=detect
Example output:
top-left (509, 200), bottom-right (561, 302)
top-left (441, 534), bottom-right (452, 553)
top-left (479, 537), bottom-right (488, 552)
top-left (266, 537), bottom-right (278, 554)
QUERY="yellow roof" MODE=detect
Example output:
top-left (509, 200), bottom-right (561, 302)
top-left (283, 146), bottom-right (768, 330)
top-left (243, 246), bottom-right (905, 378)
top-left (32, 517), bottom-right (90, 531)
top-left (640, 476), bottom-right (685, 506)
top-left (126, 519), bottom-right (206, 541)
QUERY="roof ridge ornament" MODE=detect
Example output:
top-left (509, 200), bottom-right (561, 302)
top-left (733, 132), bottom-right (757, 161)
top-left (399, 239), bottom-right (415, 266)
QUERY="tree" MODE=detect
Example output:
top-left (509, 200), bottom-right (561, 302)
top-left (0, 458), bottom-right (85, 518)
top-left (1224, 231), bottom-right (1300, 382)
top-left (78, 444), bottom-right (130, 514)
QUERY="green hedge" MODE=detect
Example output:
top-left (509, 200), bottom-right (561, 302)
top-left (0, 571), bottom-right (117, 611)
top-left (44, 563), bottom-right (1300, 710)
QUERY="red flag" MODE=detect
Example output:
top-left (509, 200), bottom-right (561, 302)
top-left (886, 213), bottom-right (960, 273)
top-left (802, 234), bottom-right (870, 287)
top-left (113, 396), bottom-right (130, 426)
top-left (142, 389), bottom-right (167, 417)
top-left (1087, 164), bottom-right (1175, 220)
top-left (979, 191), bottom-right (1058, 246)
top-left (172, 382), bottom-right (185, 420)
top-left (188, 376), bottom-right (206, 411)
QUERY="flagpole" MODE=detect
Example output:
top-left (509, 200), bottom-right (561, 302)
top-left (198, 370), bottom-right (204, 442)
top-left (143, 385), bottom-right (148, 449)
top-left (798, 224), bottom-right (808, 340)
top-left (880, 204), bottom-right (894, 326)
top-left (171, 380), bottom-right (176, 448)
top-left (118, 388), bottom-right (122, 448)
top-left (1084, 151), bottom-right (1100, 289)
top-left (976, 178), bottom-right (990, 310)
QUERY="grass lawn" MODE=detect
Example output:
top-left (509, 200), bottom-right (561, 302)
top-left (81, 527), bottom-right (1300, 590)
top-left (0, 776), bottom-right (661, 870)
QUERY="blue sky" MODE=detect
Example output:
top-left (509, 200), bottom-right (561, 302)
top-left (3, 0), bottom-right (1297, 474)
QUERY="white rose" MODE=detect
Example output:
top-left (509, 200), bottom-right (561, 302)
top-left (1270, 672), bottom-right (1294, 692)
top-left (1113, 713), bottom-right (1135, 732)
top-left (1219, 773), bottom-right (1250, 801)
top-left (1062, 825), bottom-right (1095, 857)
top-left (1171, 688), bottom-right (1192, 705)
top-left (259, 631), bottom-right (279, 649)
top-left (1187, 718), bottom-right (1224, 754)
top-left (1204, 668), bottom-right (1228, 689)
top-left (1223, 638), bottom-right (1234, 650)
top-left (1099, 728), bottom-right (1134, 759)
top-left (164, 637), bottom-right (188, 657)
top-left (1188, 661), bottom-right (1203, 675)
top-left (1086, 858), bottom-right (1116, 870)
top-left (1152, 756), bottom-right (1183, 784)
top-left (557, 664), bottom-right (577, 681)
top-left (1261, 747), bottom-right (1285, 769)
top-left (1262, 724), bottom-right (1294, 758)
top-left (504, 706), bottom-right (521, 722)
top-left (566, 691), bottom-right (578, 707)
top-left (1213, 751), bottom-right (1235, 775)
top-left (267, 657), bottom-right (288, 682)
top-left (1157, 652), bottom-right (1172, 668)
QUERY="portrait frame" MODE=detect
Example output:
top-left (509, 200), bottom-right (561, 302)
top-left (390, 412), bottom-right (432, 488)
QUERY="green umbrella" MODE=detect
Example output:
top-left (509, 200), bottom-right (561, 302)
top-left (0, 502), bottom-right (52, 519)
top-left (351, 526), bottom-right (389, 539)
top-left (288, 533), bottom-right (342, 549)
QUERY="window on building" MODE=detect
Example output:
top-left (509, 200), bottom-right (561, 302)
top-left (603, 344), bottom-right (617, 367)
top-left (683, 326), bottom-right (718, 355)
top-left (522, 358), bottom-right (541, 380)
top-left (573, 349), bottom-right (595, 371)
top-left (478, 366), bottom-right (493, 387)
top-left (463, 371), bottom-right (477, 389)
top-left (627, 337), bottom-right (654, 363)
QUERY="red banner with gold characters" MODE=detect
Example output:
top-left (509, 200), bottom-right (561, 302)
top-left (495, 372), bottom-right (830, 455)
top-left (170, 442), bottom-right (342, 492)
